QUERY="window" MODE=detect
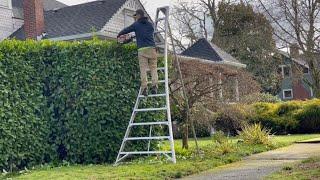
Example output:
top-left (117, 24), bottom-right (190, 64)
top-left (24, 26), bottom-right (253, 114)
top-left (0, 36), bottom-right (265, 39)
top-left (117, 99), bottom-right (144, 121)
top-left (277, 67), bottom-right (282, 74)
top-left (303, 67), bottom-right (309, 74)
top-left (279, 65), bottom-right (292, 78)
top-left (283, 89), bottom-right (293, 99)
top-left (283, 66), bottom-right (291, 77)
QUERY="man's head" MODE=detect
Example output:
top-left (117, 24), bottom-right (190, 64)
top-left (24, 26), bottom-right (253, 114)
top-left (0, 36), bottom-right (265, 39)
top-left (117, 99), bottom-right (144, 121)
top-left (133, 9), bottom-right (145, 21)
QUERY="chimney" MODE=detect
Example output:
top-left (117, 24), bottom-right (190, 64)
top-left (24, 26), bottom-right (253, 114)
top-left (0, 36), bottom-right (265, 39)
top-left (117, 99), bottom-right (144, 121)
top-left (289, 44), bottom-right (300, 58)
top-left (23, 0), bottom-right (45, 39)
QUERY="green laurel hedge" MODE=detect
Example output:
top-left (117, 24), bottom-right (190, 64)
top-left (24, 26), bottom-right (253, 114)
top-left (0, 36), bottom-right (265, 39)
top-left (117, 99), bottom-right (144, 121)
top-left (0, 40), bottom-right (153, 171)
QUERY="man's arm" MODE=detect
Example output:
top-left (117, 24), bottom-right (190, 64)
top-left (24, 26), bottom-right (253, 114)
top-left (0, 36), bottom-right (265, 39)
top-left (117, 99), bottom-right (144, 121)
top-left (117, 23), bottom-right (136, 37)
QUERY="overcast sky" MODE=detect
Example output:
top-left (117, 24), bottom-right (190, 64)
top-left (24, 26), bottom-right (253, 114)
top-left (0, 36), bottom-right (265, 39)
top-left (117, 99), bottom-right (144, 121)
top-left (57, 0), bottom-right (176, 18)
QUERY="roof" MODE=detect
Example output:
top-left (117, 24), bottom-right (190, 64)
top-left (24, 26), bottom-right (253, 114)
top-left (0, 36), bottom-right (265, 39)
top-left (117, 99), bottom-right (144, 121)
top-left (181, 38), bottom-right (223, 61)
top-left (278, 50), bottom-right (309, 68)
top-left (12, 0), bottom-right (67, 18)
top-left (180, 38), bottom-right (246, 68)
top-left (11, 0), bottom-right (127, 39)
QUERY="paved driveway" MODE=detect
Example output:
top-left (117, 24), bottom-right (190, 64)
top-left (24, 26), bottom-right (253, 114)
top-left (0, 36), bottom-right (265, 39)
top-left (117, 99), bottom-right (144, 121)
top-left (181, 142), bottom-right (320, 180)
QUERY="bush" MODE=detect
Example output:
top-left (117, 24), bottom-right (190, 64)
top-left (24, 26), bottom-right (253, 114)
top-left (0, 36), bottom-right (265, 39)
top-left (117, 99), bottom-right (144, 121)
top-left (214, 104), bottom-right (250, 135)
top-left (211, 131), bottom-right (235, 155)
top-left (250, 100), bottom-right (320, 134)
top-left (212, 131), bottom-right (227, 144)
top-left (238, 124), bottom-right (271, 145)
top-left (295, 103), bottom-right (320, 133)
top-left (216, 140), bottom-right (235, 155)
top-left (241, 93), bottom-right (281, 104)
top-left (0, 40), bottom-right (158, 171)
top-left (250, 102), bottom-right (299, 134)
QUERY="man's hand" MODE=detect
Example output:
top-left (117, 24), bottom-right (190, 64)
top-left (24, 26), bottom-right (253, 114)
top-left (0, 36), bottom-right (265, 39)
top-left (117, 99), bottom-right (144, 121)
top-left (117, 34), bottom-right (134, 44)
top-left (117, 35), bottom-right (127, 44)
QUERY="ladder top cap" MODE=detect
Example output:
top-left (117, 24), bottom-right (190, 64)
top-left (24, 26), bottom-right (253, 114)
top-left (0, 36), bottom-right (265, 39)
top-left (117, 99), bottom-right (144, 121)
top-left (158, 6), bottom-right (170, 12)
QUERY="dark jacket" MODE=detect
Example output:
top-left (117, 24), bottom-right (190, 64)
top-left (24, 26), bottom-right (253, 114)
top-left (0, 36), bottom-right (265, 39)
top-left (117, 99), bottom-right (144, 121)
top-left (118, 17), bottom-right (155, 49)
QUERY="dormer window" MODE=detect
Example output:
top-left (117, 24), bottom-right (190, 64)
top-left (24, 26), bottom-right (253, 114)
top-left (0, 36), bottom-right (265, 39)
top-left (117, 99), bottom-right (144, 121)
top-left (279, 65), bottom-right (292, 78)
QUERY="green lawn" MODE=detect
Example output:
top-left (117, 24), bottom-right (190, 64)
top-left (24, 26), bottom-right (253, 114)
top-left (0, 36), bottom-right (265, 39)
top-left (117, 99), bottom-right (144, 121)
top-left (266, 156), bottom-right (320, 180)
top-left (6, 134), bottom-right (320, 180)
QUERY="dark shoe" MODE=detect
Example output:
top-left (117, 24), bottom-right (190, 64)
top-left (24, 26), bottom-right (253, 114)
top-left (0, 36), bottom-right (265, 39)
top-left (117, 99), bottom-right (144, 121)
top-left (142, 88), bottom-right (148, 96)
top-left (151, 86), bottom-right (158, 95)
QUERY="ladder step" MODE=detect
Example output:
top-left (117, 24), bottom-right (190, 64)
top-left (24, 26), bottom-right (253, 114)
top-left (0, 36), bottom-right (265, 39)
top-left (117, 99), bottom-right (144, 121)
top-left (135, 107), bottom-right (167, 112)
top-left (159, 7), bottom-right (169, 13)
top-left (139, 93), bottom-right (166, 98)
top-left (120, 151), bottom-right (171, 155)
top-left (156, 44), bottom-right (166, 49)
top-left (125, 136), bottom-right (170, 141)
top-left (146, 67), bottom-right (165, 71)
top-left (155, 42), bottom-right (165, 45)
top-left (154, 30), bottom-right (165, 34)
top-left (155, 17), bottom-right (166, 22)
top-left (148, 80), bottom-right (165, 84)
top-left (130, 122), bottom-right (169, 126)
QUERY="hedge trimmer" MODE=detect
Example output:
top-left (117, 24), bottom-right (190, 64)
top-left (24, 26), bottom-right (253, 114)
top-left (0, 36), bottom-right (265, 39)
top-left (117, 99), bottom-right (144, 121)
top-left (117, 34), bottom-right (135, 45)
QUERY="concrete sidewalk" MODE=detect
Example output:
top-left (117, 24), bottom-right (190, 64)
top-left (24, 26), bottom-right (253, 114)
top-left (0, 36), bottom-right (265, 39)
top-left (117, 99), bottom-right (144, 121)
top-left (181, 142), bottom-right (320, 180)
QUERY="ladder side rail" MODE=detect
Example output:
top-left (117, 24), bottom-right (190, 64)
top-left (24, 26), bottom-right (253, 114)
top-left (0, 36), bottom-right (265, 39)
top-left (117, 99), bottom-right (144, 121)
top-left (162, 7), bottom-right (176, 164)
top-left (147, 125), bottom-right (153, 152)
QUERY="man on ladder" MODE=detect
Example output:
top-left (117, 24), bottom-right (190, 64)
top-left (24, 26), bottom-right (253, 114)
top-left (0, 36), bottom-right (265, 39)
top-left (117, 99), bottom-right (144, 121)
top-left (117, 9), bottom-right (158, 96)
top-left (115, 6), bottom-right (176, 165)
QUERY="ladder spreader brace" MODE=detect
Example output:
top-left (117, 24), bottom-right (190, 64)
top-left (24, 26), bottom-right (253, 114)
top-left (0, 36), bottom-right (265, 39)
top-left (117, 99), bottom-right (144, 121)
top-left (114, 6), bottom-right (176, 165)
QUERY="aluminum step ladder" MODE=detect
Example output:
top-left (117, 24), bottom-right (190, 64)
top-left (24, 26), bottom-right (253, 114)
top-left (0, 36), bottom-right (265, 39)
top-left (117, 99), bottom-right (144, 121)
top-left (114, 6), bottom-right (176, 165)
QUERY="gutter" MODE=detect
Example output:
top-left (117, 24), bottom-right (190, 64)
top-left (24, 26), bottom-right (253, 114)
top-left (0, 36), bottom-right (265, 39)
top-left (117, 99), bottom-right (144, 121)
top-left (178, 55), bottom-right (247, 68)
top-left (49, 31), bottom-right (107, 41)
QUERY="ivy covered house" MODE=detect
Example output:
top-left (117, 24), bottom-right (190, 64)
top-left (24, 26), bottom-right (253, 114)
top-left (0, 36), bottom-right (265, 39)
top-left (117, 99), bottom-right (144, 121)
top-left (277, 45), bottom-right (314, 100)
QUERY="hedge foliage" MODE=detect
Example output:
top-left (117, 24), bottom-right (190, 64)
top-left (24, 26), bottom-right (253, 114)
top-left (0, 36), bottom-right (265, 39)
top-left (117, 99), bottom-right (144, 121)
top-left (0, 40), bottom-right (153, 171)
top-left (250, 99), bottom-right (320, 134)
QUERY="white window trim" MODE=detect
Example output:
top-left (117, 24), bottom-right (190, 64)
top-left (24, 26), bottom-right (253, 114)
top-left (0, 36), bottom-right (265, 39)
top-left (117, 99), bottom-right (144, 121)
top-left (310, 87), bottom-right (314, 97)
top-left (303, 67), bottom-right (310, 74)
top-left (283, 89), bottom-right (293, 99)
top-left (279, 65), bottom-right (292, 78)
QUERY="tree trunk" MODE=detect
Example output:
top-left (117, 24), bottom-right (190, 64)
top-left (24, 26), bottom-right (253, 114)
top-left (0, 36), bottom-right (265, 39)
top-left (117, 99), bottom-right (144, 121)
top-left (182, 123), bottom-right (189, 149)
top-left (307, 52), bottom-right (320, 98)
top-left (313, 81), bottom-right (320, 98)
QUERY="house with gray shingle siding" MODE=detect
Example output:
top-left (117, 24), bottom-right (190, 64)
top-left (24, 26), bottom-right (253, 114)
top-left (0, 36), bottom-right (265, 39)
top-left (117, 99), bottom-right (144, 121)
top-left (8, 0), bottom-right (153, 41)
top-left (0, 0), bottom-right (13, 40)
top-left (277, 47), bottom-right (314, 101)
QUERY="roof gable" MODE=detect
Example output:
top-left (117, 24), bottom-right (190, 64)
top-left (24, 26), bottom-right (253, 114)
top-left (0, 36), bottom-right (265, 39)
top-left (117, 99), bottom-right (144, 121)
top-left (181, 38), bottom-right (223, 62)
top-left (278, 50), bottom-right (309, 68)
top-left (180, 38), bottom-right (246, 68)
